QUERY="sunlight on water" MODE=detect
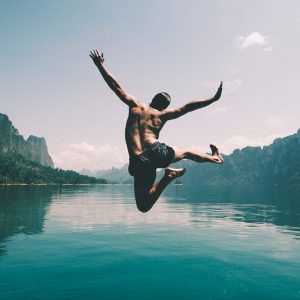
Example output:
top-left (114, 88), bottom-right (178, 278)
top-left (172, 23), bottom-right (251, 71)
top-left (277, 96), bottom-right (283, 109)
top-left (1, 185), bottom-right (300, 300)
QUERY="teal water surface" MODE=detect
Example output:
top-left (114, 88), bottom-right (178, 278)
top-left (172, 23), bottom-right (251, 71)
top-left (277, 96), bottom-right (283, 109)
top-left (0, 185), bottom-right (300, 300)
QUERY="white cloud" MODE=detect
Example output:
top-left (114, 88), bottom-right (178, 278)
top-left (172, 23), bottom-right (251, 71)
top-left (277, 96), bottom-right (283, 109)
top-left (51, 142), bottom-right (128, 171)
top-left (237, 32), bottom-right (272, 51)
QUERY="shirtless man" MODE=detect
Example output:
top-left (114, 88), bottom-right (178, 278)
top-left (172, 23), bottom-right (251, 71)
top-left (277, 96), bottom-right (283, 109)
top-left (90, 49), bottom-right (224, 213)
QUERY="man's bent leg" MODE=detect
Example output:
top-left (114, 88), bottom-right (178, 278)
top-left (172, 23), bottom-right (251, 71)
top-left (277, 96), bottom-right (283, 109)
top-left (172, 144), bottom-right (224, 164)
top-left (134, 168), bottom-right (186, 213)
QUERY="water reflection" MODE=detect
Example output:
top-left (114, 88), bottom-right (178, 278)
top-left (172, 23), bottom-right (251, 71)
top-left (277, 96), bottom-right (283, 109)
top-left (1, 184), bottom-right (300, 257)
top-left (165, 185), bottom-right (300, 237)
top-left (47, 185), bottom-right (192, 230)
top-left (46, 185), bottom-right (300, 238)
top-left (0, 186), bottom-right (57, 256)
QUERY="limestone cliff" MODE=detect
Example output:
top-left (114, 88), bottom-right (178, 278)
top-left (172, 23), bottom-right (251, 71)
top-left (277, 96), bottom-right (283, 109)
top-left (0, 113), bottom-right (54, 167)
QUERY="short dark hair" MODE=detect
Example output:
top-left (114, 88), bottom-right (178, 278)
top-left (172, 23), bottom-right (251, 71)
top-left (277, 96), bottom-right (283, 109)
top-left (149, 92), bottom-right (171, 111)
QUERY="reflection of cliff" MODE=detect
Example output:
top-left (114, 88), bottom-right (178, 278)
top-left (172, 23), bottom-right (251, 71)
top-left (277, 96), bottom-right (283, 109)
top-left (166, 185), bottom-right (300, 234)
top-left (0, 186), bottom-right (56, 256)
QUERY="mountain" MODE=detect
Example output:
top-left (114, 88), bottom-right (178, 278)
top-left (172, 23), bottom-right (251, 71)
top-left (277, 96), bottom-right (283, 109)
top-left (82, 129), bottom-right (300, 185)
top-left (178, 129), bottom-right (300, 186)
top-left (95, 165), bottom-right (133, 184)
top-left (0, 113), bottom-right (107, 184)
top-left (0, 113), bottom-right (53, 167)
top-left (80, 164), bottom-right (133, 184)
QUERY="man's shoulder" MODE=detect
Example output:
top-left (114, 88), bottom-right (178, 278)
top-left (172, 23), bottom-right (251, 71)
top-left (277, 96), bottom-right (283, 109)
top-left (129, 101), bottom-right (148, 110)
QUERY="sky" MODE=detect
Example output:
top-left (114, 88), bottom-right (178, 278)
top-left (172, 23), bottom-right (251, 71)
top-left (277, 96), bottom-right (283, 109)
top-left (0, 0), bottom-right (299, 171)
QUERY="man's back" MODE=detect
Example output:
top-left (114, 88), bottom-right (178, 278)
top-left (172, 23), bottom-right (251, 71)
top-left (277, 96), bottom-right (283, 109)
top-left (125, 103), bottom-right (165, 157)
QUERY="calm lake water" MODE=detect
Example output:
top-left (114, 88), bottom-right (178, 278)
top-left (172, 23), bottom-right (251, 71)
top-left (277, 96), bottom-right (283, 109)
top-left (1, 184), bottom-right (300, 300)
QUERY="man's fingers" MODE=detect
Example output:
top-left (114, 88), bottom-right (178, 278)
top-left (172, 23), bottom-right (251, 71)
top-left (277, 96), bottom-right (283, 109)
top-left (90, 50), bottom-right (97, 58)
top-left (89, 49), bottom-right (104, 60)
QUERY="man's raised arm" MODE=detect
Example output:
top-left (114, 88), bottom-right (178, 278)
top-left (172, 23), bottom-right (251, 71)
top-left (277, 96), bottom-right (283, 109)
top-left (161, 82), bottom-right (223, 120)
top-left (89, 49), bottom-right (138, 107)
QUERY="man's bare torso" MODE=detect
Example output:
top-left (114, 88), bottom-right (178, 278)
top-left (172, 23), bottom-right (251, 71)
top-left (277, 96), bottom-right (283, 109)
top-left (125, 102), bottom-right (166, 157)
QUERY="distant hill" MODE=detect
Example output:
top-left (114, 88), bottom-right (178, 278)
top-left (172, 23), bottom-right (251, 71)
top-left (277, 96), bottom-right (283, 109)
top-left (179, 129), bottom-right (300, 186)
top-left (81, 164), bottom-right (133, 184)
top-left (95, 165), bottom-right (133, 184)
top-left (82, 129), bottom-right (300, 185)
top-left (0, 113), bottom-right (107, 184)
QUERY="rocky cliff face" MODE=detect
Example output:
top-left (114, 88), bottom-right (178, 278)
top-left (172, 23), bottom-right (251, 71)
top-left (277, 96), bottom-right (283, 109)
top-left (0, 113), bottom-right (54, 167)
top-left (24, 135), bottom-right (54, 167)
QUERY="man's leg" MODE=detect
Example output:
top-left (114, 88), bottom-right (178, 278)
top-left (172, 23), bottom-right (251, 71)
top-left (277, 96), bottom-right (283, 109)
top-left (134, 167), bottom-right (186, 213)
top-left (172, 144), bottom-right (224, 164)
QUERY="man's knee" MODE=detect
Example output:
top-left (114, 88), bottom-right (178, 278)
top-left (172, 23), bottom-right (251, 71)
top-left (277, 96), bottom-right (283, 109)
top-left (136, 198), bottom-right (151, 213)
top-left (136, 203), bottom-right (151, 213)
top-left (182, 150), bottom-right (193, 160)
top-left (134, 187), bottom-right (152, 213)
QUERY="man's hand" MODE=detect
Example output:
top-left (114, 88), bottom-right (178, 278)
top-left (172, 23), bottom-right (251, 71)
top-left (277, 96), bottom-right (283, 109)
top-left (213, 81), bottom-right (223, 101)
top-left (89, 49), bottom-right (104, 68)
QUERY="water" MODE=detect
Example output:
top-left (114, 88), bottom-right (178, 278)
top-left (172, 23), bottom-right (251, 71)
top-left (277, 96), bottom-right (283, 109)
top-left (0, 184), bottom-right (300, 300)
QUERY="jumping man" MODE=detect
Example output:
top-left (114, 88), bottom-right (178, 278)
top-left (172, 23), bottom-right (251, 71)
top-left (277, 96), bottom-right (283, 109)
top-left (90, 49), bottom-right (224, 213)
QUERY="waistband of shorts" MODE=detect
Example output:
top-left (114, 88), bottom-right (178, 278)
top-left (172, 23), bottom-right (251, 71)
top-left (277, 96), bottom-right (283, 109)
top-left (130, 141), bottom-right (160, 159)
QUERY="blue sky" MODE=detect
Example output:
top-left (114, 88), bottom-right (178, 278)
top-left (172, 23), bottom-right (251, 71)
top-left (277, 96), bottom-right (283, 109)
top-left (1, 1), bottom-right (299, 170)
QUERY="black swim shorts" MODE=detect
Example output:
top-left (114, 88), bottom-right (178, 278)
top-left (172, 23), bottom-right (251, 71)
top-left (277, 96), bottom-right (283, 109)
top-left (128, 141), bottom-right (175, 188)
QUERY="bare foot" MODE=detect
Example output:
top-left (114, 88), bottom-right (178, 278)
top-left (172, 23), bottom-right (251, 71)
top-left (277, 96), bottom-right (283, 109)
top-left (165, 167), bottom-right (186, 179)
top-left (209, 144), bottom-right (224, 164)
top-left (210, 144), bottom-right (219, 155)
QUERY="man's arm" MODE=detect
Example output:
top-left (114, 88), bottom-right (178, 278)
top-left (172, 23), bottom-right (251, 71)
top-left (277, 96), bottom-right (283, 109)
top-left (89, 49), bottom-right (138, 107)
top-left (161, 82), bottom-right (222, 120)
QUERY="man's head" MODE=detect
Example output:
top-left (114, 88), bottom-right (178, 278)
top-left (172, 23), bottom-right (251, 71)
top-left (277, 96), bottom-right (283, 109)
top-left (149, 92), bottom-right (171, 111)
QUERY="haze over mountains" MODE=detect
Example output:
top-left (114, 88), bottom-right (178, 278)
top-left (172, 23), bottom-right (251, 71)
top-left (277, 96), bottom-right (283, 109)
top-left (81, 130), bottom-right (300, 185)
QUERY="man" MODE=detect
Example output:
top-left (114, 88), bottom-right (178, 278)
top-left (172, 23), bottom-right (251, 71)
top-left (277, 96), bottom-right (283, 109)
top-left (90, 49), bottom-right (224, 213)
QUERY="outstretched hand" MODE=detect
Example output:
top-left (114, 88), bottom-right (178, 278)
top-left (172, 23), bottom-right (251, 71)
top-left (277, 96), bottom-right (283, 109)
top-left (89, 49), bottom-right (104, 68)
top-left (213, 81), bottom-right (223, 101)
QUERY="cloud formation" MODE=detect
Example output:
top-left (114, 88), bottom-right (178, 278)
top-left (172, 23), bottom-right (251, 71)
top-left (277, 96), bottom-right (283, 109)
top-left (237, 32), bottom-right (272, 51)
top-left (51, 142), bottom-right (128, 171)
